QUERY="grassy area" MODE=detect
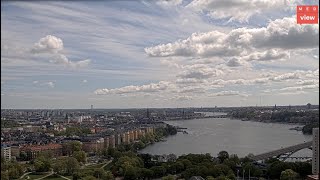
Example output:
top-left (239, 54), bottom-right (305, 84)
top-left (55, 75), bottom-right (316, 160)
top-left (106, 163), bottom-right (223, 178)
top-left (84, 163), bottom-right (105, 169)
top-left (42, 176), bottom-right (65, 180)
top-left (23, 173), bottom-right (50, 179)
top-left (42, 175), bottom-right (68, 180)
top-left (103, 161), bottom-right (114, 171)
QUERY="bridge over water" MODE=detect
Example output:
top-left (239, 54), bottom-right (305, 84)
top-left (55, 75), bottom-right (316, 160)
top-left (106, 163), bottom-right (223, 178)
top-left (251, 141), bottom-right (312, 161)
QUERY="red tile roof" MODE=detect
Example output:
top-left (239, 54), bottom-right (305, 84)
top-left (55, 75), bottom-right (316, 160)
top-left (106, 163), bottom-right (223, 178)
top-left (20, 143), bottom-right (62, 151)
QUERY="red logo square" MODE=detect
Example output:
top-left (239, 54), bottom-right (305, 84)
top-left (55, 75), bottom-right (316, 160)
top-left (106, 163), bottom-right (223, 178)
top-left (297, 5), bottom-right (318, 24)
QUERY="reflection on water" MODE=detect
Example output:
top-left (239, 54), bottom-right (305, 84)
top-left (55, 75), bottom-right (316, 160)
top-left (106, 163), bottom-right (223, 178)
top-left (140, 118), bottom-right (312, 158)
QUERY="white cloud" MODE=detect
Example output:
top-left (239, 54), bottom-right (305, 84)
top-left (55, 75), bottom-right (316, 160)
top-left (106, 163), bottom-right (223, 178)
top-left (269, 72), bottom-right (301, 81)
top-left (160, 59), bottom-right (181, 68)
top-left (32, 81), bottom-right (55, 88)
top-left (280, 84), bottom-right (319, 91)
top-left (168, 95), bottom-right (193, 101)
top-left (156, 0), bottom-right (183, 7)
top-left (43, 81), bottom-right (55, 88)
top-left (94, 81), bottom-right (173, 95)
top-left (186, 0), bottom-right (301, 22)
top-left (296, 80), bottom-right (318, 85)
top-left (82, 79), bottom-right (88, 83)
top-left (145, 17), bottom-right (318, 62)
top-left (30, 35), bottom-right (91, 68)
top-left (210, 90), bottom-right (249, 97)
top-left (226, 58), bottom-right (252, 67)
top-left (279, 91), bottom-right (307, 95)
top-left (176, 78), bottom-right (207, 84)
top-left (31, 35), bottom-right (63, 54)
top-left (50, 54), bottom-right (91, 68)
top-left (243, 49), bottom-right (290, 61)
top-left (177, 64), bottom-right (224, 79)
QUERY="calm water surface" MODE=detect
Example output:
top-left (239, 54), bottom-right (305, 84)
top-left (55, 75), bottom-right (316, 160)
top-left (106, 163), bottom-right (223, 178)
top-left (140, 118), bottom-right (312, 157)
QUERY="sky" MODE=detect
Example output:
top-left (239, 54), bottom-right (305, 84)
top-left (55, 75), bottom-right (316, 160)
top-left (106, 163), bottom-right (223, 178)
top-left (1, 0), bottom-right (319, 109)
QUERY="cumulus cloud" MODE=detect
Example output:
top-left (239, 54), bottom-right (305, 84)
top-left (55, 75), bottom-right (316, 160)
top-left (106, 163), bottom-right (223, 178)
top-left (31, 35), bottom-right (63, 54)
top-left (279, 91), bottom-right (307, 95)
top-left (82, 80), bottom-right (88, 83)
top-left (269, 72), bottom-right (301, 81)
top-left (160, 59), bottom-right (181, 68)
top-left (176, 78), bottom-right (207, 84)
top-left (177, 64), bottom-right (224, 79)
top-left (31, 35), bottom-right (91, 68)
top-left (210, 90), bottom-right (249, 97)
top-left (169, 95), bottom-right (193, 101)
top-left (296, 80), bottom-right (318, 85)
top-left (94, 81), bottom-right (172, 95)
top-left (243, 49), bottom-right (290, 61)
top-left (50, 54), bottom-right (91, 68)
top-left (186, 0), bottom-right (302, 22)
top-left (226, 58), bottom-right (252, 67)
top-left (33, 81), bottom-right (55, 88)
top-left (156, 0), bottom-right (183, 6)
top-left (145, 17), bottom-right (318, 62)
top-left (32, 81), bottom-right (55, 88)
top-left (280, 84), bottom-right (319, 91)
top-left (38, 81), bottom-right (55, 88)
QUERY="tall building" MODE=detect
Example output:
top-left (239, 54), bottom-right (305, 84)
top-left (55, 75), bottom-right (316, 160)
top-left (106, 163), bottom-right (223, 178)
top-left (312, 128), bottom-right (319, 175)
top-left (1, 145), bottom-right (11, 162)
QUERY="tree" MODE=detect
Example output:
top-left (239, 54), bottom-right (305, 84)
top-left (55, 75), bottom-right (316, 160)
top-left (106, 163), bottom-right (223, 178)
top-left (1, 160), bottom-right (25, 179)
top-left (139, 168), bottom-right (154, 179)
top-left (178, 159), bottom-right (192, 169)
top-left (173, 161), bottom-right (185, 173)
top-left (215, 175), bottom-right (231, 180)
top-left (105, 171), bottom-right (115, 180)
top-left (150, 166), bottom-right (167, 178)
top-left (63, 141), bottom-right (82, 155)
top-left (82, 175), bottom-right (97, 180)
top-left (65, 157), bottom-right (80, 175)
top-left (295, 162), bottom-right (312, 177)
top-left (133, 141), bottom-right (145, 150)
top-left (53, 158), bottom-right (67, 175)
top-left (93, 169), bottom-right (114, 180)
top-left (73, 151), bottom-right (87, 163)
top-left (124, 165), bottom-right (138, 180)
top-left (53, 157), bottom-right (80, 176)
top-left (280, 169), bottom-right (298, 180)
top-left (1, 170), bottom-right (9, 180)
top-left (215, 164), bottom-right (232, 176)
top-left (139, 154), bottom-right (157, 168)
top-left (226, 170), bottom-right (236, 180)
top-left (267, 161), bottom-right (293, 179)
top-left (34, 156), bottom-right (51, 172)
top-left (218, 151), bottom-right (229, 163)
top-left (162, 174), bottom-right (175, 180)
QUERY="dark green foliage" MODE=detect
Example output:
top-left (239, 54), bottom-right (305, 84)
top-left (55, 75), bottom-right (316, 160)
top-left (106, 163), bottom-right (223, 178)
top-left (1, 160), bottom-right (25, 179)
top-left (302, 123), bottom-right (319, 134)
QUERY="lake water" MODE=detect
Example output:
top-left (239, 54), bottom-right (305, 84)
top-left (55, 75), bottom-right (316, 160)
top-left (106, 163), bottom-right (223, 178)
top-left (140, 118), bottom-right (313, 158)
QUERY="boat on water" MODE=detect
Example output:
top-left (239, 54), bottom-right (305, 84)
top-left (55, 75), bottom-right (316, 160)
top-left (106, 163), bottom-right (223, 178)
top-left (183, 131), bottom-right (188, 134)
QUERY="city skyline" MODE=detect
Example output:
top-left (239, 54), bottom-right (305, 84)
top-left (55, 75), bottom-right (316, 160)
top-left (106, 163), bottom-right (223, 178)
top-left (1, 0), bottom-right (319, 109)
